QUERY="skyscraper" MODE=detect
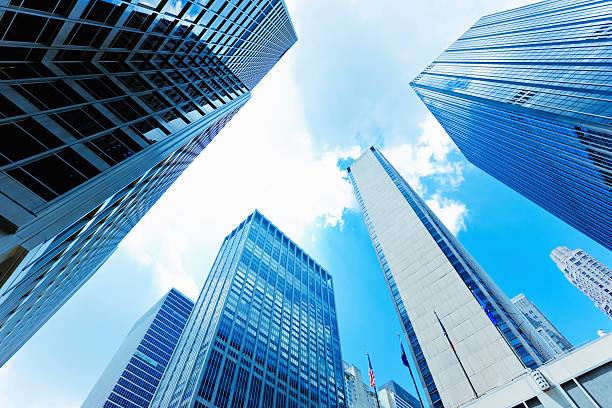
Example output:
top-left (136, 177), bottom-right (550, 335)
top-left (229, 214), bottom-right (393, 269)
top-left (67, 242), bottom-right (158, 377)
top-left (347, 147), bottom-right (555, 408)
top-left (343, 362), bottom-right (377, 408)
top-left (83, 288), bottom-right (194, 408)
top-left (551, 246), bottom-right (612, 319)
top-left (378, 381), bottom-right (420, 408)
top-left (150, 210), bottom-right (346, 408)
top-left (410, 0), bottom-right (612, 251)
top-left (0, 0), bottom-right (296, 366)
top-left (510, 293), bottom-right (572, 356)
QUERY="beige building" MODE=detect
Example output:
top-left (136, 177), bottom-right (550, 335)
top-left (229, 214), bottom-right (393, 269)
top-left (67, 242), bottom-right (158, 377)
top-left (347, 147), bottom-right (554, 408)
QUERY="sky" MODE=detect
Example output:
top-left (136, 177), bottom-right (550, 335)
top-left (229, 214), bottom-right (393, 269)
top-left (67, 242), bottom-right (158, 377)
top-left (2, 0), bottom-right (612, 407)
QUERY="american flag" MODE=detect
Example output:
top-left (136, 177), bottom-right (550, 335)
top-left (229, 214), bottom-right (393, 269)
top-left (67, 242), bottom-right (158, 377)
top-left (367, 353), bottom-right (376, 388)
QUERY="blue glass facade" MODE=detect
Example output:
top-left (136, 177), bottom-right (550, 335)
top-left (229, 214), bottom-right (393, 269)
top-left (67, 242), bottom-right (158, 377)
top-left (151, 210), bottom-right (346, 408)
top-left (410, 0), bottom-right (612, 250)
top-left (84, 289), bottom-right (194, 408)
top-left (0, 0), bottom-right (296, 366)
top-left (348, 147), bottom-right (554, 408)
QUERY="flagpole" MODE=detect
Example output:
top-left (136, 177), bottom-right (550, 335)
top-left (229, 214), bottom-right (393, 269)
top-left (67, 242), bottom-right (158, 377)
top-left (366, 352), bottom-right (381, 408)
top-left (434, 311), bottom-right (478, 398)
top-left (398, 333), bottom-right (425, 408)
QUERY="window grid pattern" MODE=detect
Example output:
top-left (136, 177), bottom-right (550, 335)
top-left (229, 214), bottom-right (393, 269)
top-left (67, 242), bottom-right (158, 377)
top-left (151, 211), bottom-right (346, 408)
top-left (370, 147), bottom-right (549, 369)
top-left (105, 289), bottom-right (195, 408)
top-left (0, 104), bottom-right (243, 366)
top-left (0, 0), bottom-right (294, 368)
top-left (347, 169), bottom-right (442, 408)
top-left (552, 246), bottom-right (612, 319)
top-left (410, 0), bottom-right (612, 251)
top-left (0, 0), bottom-right (294, 210)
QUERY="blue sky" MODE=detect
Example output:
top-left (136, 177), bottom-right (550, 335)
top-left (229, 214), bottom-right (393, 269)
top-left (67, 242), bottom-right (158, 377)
top-left (2, 0), bottom-right (612, 406)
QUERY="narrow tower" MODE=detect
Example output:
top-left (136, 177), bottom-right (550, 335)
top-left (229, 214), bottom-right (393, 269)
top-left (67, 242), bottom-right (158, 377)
top-left (348, 147), bottom-right (554, 408)
top-left (82, 288), bottom-right (194, 408)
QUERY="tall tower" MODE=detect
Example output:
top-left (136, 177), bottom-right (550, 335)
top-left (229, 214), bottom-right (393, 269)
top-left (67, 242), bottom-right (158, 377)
top-left (0, 0), bottom-right (296, 366)
top-left (151, 210), bottom-right (346, 408)
top-left (510, 293), bottom-right (572, 355)
top-left (551, 246), bottom-right (612, 319)
top-left (82, 288), bottom-right (194, 408)
top-left (347, 147), bottom-right (554, 408)
top-left (410, 0), bottom-right (612, 251)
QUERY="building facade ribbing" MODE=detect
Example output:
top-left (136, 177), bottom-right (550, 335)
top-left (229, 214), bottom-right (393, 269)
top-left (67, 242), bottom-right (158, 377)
top-left (83, 288), bottom-right (194, 408)
top-left (347, 147), bottom-right (555, 408)
top-left (410, 0), bottom-right (612, 251)
top-left (0, 0), bottom-right (296, 366)
top-left (150, 210), bottom-right (346, 408)
top-left (510, 293), bottom-right (572, 355)
top-left (551, 246), bottom-right (612, 319)
top-left (343, 362), bottom-right (377, 408)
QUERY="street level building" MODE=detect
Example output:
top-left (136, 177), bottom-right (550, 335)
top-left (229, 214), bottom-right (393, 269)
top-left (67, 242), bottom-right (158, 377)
top-left (348, 147), bottom-right (555, 408)
top-left (411, 0), bottom-right (612, 251)
top-left (343, 362), bottom-right (377, 408)
top-left (511, 293), bottom-right (572, 356)
top-left (150, 210), bottom-right (346, 408)
top-left (0, 0), bottom-right (296, 366)
top-left (461, 332), bottom-right (612, 408)
top-left (83, 288), bottom-right (194, 408)
top-left (378, 381), bottom-right (420, 408)
top-left (551, 246), bottom-right (612, 320)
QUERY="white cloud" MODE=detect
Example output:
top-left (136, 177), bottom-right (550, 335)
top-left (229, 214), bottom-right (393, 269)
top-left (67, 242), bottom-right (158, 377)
top-left (383, 115), bottom-right (463, 194)
top-left (382, 115), bottom-right (468, 234)
top-left (426, 194), bottom-right (468, 235)
top-left (121, 51), bottom-right (361, 296)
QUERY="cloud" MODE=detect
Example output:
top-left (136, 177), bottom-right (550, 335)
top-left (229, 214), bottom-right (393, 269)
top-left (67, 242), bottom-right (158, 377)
top-left (426, 194), bottom-right (468, 235)
top-left (383, 115), bottom-right (463, 194)
top-left (0, 360), bottom-right (78, 408)
top-left (120, 51), bottom-right (361, 296)
top-left (381, 115), bottom-right (468, 234)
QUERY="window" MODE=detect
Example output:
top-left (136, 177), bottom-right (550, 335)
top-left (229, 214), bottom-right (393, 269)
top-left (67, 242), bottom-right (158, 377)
top-left (577, 361), bottom-right (612, 406)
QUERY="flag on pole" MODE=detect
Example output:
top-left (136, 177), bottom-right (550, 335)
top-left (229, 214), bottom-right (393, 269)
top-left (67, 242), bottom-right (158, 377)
top-left (400, 339), bottom-right (410, 368)
top-left (434, 310), bottom-right (479, 398)
top-left (398, 334), bottom-right (425, 408)
top-left (367, 353), bottom-right (376, 388)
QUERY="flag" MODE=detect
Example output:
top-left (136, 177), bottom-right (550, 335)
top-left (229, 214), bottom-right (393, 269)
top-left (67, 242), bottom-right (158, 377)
top-left (400, 339), bottom-right (410, 368)
top-left (367, 353), bottom-right (376, 388)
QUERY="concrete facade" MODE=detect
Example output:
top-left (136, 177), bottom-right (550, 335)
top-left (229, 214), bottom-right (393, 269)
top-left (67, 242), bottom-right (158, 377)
top-left (348, 147), bottom-right (554, 408)
top-left (461, 332), bottom-right (612, 408)
top-left (344, 362), bottom-right (378, 408)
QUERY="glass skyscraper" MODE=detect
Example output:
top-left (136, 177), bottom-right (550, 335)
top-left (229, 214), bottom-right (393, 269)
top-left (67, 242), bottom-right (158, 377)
top-left (551, 246), bottom-right (612, 319)
top-left (83, 288), bottom-right (194, 408)
top-left (0, 0), bottom-right (296, 366)
top-left (151, 210), bottom-right (346, 408)
top-left (378, 381), bottom-right (420, 408)
top-left (410, 0), bottom-right (612, 251)
top-left (510, 293), bottom-right (572, 355)
top-left (348, 147), bottom-right (554, 408)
